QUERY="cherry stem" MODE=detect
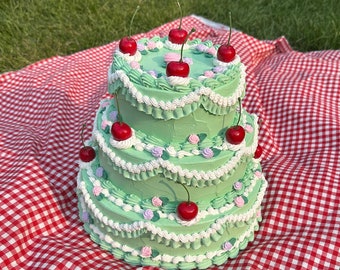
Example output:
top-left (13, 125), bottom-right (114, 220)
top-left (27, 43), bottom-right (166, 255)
top-left (128, 4), bottom-right (141, 38)
top-left (237, 97), bottom-right (242, 125)
top-left (177, 1), bottom-right (183, 30)
top-left (115, 88), bottom-right (122, 123)
top-left (81, 123), bottom-right (86, 147)
top-left (227, 11), bottom-right (232, 45)
top-left (180, 183), bottom-right (191, 203)
top-left (179, 28), bottom-right (196, 62)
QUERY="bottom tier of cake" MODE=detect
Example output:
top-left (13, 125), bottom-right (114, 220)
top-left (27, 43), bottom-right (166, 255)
top-left (81, 216), bottom-right (261, 269)
top-left (77, 154), bottom-right (267, 269)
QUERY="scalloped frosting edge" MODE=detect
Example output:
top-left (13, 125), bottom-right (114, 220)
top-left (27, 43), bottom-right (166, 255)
top-left (100, 100), bottom-right (256, 157)
top-left (108, 60), bottom-right (246, 113)
top-left (89, 113), bottom-right (259, 184)
top-left (77, 169), bottom-right (267, 241)
top-left (83, 157), bottom-right (259, 215)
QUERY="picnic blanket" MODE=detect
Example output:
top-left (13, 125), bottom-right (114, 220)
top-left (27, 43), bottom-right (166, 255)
top-left (1, 15), bottom-right (339, 269)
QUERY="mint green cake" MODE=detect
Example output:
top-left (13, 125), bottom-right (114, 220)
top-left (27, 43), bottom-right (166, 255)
top-left (77, 36), bottom-right (267, 269)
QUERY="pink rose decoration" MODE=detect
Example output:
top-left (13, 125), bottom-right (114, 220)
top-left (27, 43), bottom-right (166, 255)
top-left (223, 241), bottom-right (233, 251)
top-left (188, 134), bottom-right (200, 144)
top-left (152, 196), bottom-right (163, 207)
top-left (164, 52), bottom-right (180, 63)
top-left (207, 47), bottom-right (216, 55)
top-left (245, 124), bottom-right (253, 133)
top-left (147, 41), bottom-right (157, 50)
top-left (143, 209), bottom-right (154, 220)
top-left (93, 186), bottom-right (102, 196)
top-left (234, 196), bottom-right (245, 207)
top-left (141, 246), bottom-right (152, 258)
top-left (257, 209), bottom-right (261, 218)
top-left (130, 61), bottom-right (140, 69)
top-left (202, 148), bottom-right (214, 159)
top-left (101, 120), bottom-right (109, 130)
top-left (151, 147), bottom-right (163, 158)
top-left (101, 101), bottom-right (110, 108)
top-left (204, 70), bottom-right (214, 78)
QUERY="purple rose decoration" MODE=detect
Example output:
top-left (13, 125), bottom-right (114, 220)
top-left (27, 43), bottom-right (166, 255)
top-left (137, 43), bottom-right (145, 51)
top-left (223, 241), bottom-right (233, 251)
top-left (213, 66), bottom-right (225, 73)
top-left (148, 70), bottom-right (158, 78)
top-left (196, 44), bottom-right (208, 52)
top-left (183, 57), bottom-right (193, 65)
top-left (82, 211), bottom-right (89, 223)
top-left (151, 147), bottom-right (163, 158)
top-left (202, 148), bottom-right (214, 159)
top-left (233, 181), bottom-right (243, 191)
top-left (109, 111), bottom-right (118, 121)
top-left (143, 209), bottom-right (154, 220)
top-left (95, 167), bottom-right (104, 178)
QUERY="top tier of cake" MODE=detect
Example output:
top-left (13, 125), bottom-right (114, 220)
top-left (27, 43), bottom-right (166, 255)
top-left (108, 37), bottom-right (246, 144)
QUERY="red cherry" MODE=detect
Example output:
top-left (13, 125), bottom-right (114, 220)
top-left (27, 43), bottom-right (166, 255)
top-left (111, 122), bottom-right (132, 141)
top-left (225, 125), bottom-right (245, 144)
top-left (217, 12), bottom-right (236, 63)
top-left (217, 44), bottom-right (236, 62)
top-left (119, 37), bottom-right (137, 56)
top-left (168, 1), bottom-right (187, 44)
top-left (79, 146), bottom-right (96, 162)
top-left (166, 61), bottom-right (189, 77)
top-left (254, 145), bottom-right (263, 159)
top-left (177, 201), bottom-right (198, 221)
top-left (169, 28), bottom-right (188, 44)
top-left (118, 4), bottom-right (140, 56)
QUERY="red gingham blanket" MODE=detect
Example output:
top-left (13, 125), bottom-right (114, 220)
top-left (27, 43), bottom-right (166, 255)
top-left (1, 16), bottom-right (339, 269)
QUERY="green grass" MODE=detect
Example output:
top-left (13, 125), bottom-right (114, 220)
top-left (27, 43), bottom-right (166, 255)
top-left (1, 0), bottom-right (339, 73)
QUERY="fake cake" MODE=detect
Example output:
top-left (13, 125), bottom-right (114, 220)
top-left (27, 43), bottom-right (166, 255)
top-left (77, 24), bottom-right (267, 269)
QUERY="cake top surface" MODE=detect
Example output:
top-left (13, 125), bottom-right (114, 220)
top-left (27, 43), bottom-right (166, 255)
top-left (108, 36), bottom-right (246, 120)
